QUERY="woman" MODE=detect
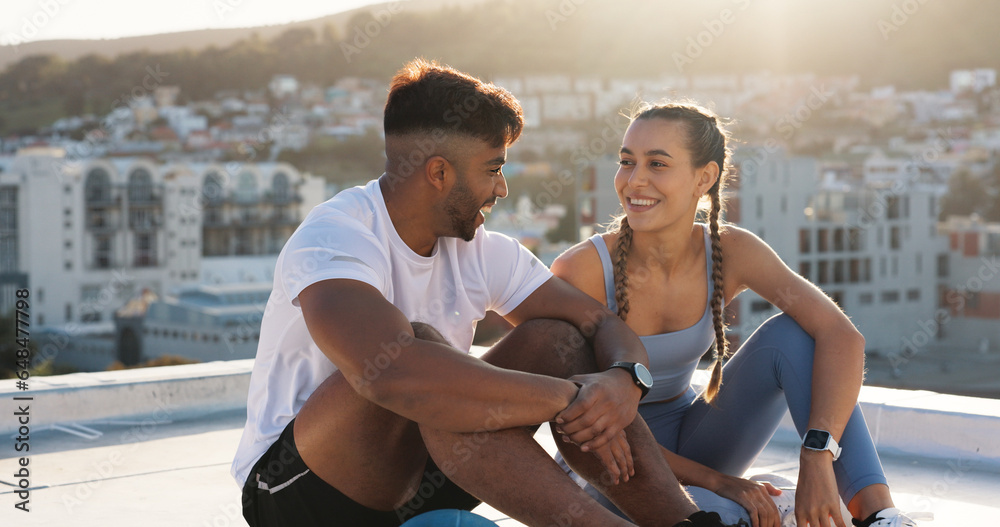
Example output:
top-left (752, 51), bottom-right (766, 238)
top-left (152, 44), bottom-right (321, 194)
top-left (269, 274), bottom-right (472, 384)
top-left (552, 102), bottom-right (919, 527)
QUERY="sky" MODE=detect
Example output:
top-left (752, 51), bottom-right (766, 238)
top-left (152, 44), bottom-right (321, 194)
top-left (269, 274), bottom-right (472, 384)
top-left (1, 0), bottom-right (381, 43)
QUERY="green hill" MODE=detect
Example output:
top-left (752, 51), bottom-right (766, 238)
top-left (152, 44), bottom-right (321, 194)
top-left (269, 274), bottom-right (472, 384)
top-left (1, 0), bottom-right (997, 134)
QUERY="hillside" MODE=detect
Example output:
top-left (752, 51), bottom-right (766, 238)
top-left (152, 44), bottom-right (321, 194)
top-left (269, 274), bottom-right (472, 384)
top-left (0, 0), bottom-right (490, 72)
top-left (1, 0), bottom-right (998, 135)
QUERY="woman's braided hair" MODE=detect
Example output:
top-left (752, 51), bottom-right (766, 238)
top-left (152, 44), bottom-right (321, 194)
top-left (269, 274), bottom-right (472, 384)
top-left (611, 102), bottom-right (733, 404)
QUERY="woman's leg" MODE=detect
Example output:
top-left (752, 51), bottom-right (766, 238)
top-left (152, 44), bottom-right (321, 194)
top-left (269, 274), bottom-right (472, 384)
top-left (677, 313), bottom-right (888, 505)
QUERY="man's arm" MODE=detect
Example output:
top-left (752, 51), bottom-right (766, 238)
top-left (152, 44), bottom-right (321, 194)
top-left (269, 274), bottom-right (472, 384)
top-left (298, 278), bottom-right (579, 433)
top-left (503, 275), bottom-right (651, 451)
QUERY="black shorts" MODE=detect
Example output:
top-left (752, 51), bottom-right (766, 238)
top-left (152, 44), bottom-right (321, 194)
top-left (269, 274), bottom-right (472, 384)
top-left (241, 419), bottom-right (482, 527)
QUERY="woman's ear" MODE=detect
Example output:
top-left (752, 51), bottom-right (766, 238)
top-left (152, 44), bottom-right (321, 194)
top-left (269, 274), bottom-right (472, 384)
top-left (695, 161), bottom-right (720, 196)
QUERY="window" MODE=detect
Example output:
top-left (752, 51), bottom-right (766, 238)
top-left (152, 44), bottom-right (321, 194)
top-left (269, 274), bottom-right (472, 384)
top-left (203, 172), bottom-right (225, 205)
top-left (818, 260), bottom-right (829, 284)
top-left (833, 260), bottom-right (845, 284)
top-left (887, 195), bottom-right (900, 219)
top-left (235, 171), bottom-right (258, 203)
top-left (128, 169), bottom-right (155, 203)
top-left (799, 261), bottom-right (812, 280)
top-left (937, 254), bottom-right (949, 278)
top-left (859, 293), bottom-right (873, 305)
top-left (907, 289), bottom-right (921, 302)
top-left (833, 228), bottom-right (845, 252)
top-left (0, 234), bottom-right (16, 273)
top-left (84, 168), bottom-right (112, 203)
top-left (272, 172), bottom-right (290, 203)
top-left (863, 259), bottom-right (872, 282)
top-left (93, 235), bottom-right (113, 269)
top-left (881, 290), bottom-right (900, 303)
top-left (817, 229), bottom-right (829, 253)
top-left (135, 233), bottom-right (156, 267)
top-left (849, 259), bottom-right (860, 283)
top-left (848, 228), bottom-right (862, 251)
top-left (890, 226), bottom-right (901, 250)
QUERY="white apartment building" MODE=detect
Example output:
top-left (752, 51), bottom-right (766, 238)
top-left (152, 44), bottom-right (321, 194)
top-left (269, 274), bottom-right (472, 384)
top-left (726, 147), bottom-right (948, 355)
top-left (0, 148), bottom-right (325, 329)
top-left (937, 216), bottom-right (1000, 353)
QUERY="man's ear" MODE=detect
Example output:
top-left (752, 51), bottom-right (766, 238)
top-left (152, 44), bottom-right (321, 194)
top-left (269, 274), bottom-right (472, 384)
top-left (695, 161), bottom-right (720, 197)
top-left (425, 155), bottom-right (450, 192)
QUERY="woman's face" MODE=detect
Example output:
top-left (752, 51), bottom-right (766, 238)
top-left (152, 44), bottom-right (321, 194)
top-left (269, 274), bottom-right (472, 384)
top-left (615, 118), bottom-right (710, 232)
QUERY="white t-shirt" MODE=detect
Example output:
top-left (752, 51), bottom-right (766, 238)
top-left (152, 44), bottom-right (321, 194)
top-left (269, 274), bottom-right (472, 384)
top-left (231, 178), bottom-right (552, 486)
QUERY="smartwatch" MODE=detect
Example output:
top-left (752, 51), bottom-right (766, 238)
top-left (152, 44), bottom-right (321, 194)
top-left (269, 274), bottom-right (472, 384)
top-left (608, 361), bottom-right (653, 400)
top-left (802, 429), bottom-right (842, 461)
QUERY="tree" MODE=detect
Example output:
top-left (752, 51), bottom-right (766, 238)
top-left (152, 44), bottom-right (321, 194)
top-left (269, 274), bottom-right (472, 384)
top-left (939, 168), bottom-right (988, 220)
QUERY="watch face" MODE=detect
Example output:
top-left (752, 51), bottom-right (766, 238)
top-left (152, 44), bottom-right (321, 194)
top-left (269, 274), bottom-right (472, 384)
top-left (634, 363), bottom-right (654, 388)
top-left (804, 430), bottom-right (830, 450)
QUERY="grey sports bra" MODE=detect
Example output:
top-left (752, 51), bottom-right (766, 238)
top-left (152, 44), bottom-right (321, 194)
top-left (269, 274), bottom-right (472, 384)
top-left (588, 224), bottom-right (719, 403)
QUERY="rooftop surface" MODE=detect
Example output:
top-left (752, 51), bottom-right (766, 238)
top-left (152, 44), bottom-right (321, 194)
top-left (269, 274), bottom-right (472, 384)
top-left (2, 355), bottom-right (999, 526)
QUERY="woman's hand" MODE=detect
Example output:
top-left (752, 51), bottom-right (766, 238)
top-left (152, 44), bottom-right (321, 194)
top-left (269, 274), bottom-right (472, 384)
top-left (564, 428), bottom-right (633, 485)
top-left (795, 449), bottom-right (847, 527)
top-left (713, 474), bottom-right (783, 527)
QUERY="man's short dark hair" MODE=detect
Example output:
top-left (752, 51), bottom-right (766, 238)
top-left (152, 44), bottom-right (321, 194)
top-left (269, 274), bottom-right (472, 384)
top-left (384, 59), bottom-right (524, 148)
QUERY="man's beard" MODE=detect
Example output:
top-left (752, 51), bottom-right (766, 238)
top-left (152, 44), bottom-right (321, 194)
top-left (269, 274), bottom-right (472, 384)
top-left (444, 176), bottom-right (485, 242)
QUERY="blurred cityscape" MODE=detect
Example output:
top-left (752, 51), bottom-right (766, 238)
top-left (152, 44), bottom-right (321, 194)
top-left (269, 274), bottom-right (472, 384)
top-left (1, 3), bottom-right (1000, 398)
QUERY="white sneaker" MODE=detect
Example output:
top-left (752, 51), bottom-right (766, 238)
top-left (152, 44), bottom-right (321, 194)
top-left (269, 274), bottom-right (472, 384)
top-left (748, 474), bottom-right (796, 526)
top-left (856, 508), bottom-right (932, 527)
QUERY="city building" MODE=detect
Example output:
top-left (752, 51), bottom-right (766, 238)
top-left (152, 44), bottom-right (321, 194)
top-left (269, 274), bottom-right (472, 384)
top-left (723, 148), bottom-right (949, 355)
top-left (938, 216), bottom-right (1000, 353)
top-left (0, 148), bottom-right (325, 337)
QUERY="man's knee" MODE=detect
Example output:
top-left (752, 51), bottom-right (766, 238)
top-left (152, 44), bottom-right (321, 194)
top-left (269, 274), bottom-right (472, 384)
top-left (508, 318), bottom-right (596, 376)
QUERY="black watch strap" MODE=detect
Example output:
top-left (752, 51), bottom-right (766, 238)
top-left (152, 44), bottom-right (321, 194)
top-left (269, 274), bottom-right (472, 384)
top-left (608, 361), bottom-right (652, 399)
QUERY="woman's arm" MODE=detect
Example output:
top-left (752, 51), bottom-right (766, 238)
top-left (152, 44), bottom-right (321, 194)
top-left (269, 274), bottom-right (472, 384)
top-left (721, 226), bottom-right (865, 450)
top-left (722, 226), bottom-right (863, 527)
top-left (661, 445), bottom-right (783, 527)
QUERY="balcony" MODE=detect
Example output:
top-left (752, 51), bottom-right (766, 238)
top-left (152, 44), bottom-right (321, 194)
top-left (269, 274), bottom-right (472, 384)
top-left (85, 194), bottom-right (121, 208)
top-left (86, 216), bottom-right (120, 232)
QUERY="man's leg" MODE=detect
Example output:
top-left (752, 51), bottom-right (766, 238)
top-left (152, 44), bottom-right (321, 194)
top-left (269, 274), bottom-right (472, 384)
top-left (419, 319), bottom-right (700, 527)
top-left (292, 324), bottom-right (441, 513)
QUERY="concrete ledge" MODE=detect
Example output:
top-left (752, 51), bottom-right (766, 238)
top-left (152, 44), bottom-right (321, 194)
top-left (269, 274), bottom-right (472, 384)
top-left (0, 359), bottom-right (253, 435)
top-left (3, 358), bottom-right (999, 468)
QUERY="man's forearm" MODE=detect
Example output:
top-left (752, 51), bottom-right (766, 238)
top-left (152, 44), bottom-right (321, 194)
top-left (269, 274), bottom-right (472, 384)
top-left (589, 313), bottom-right (650, 370)
top-left (359, 339), bottom-right (578, 433)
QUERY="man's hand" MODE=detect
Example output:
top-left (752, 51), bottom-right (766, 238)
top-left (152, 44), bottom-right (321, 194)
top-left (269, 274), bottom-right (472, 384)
top-left (553, 369), bottom-right (641, 452)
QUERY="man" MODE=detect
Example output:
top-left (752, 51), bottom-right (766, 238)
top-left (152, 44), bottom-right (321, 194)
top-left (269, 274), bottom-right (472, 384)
top-left (233, 59), bottom-right (729, 527)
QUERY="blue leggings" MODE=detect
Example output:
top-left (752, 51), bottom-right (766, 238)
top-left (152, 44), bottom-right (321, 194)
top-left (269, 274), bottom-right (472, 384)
top-left (560, 314), bottom-right (887, 522)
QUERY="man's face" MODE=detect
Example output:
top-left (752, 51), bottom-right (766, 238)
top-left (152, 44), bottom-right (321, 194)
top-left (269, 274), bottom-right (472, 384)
top-left (443, 141), bottom-right (508, 241)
